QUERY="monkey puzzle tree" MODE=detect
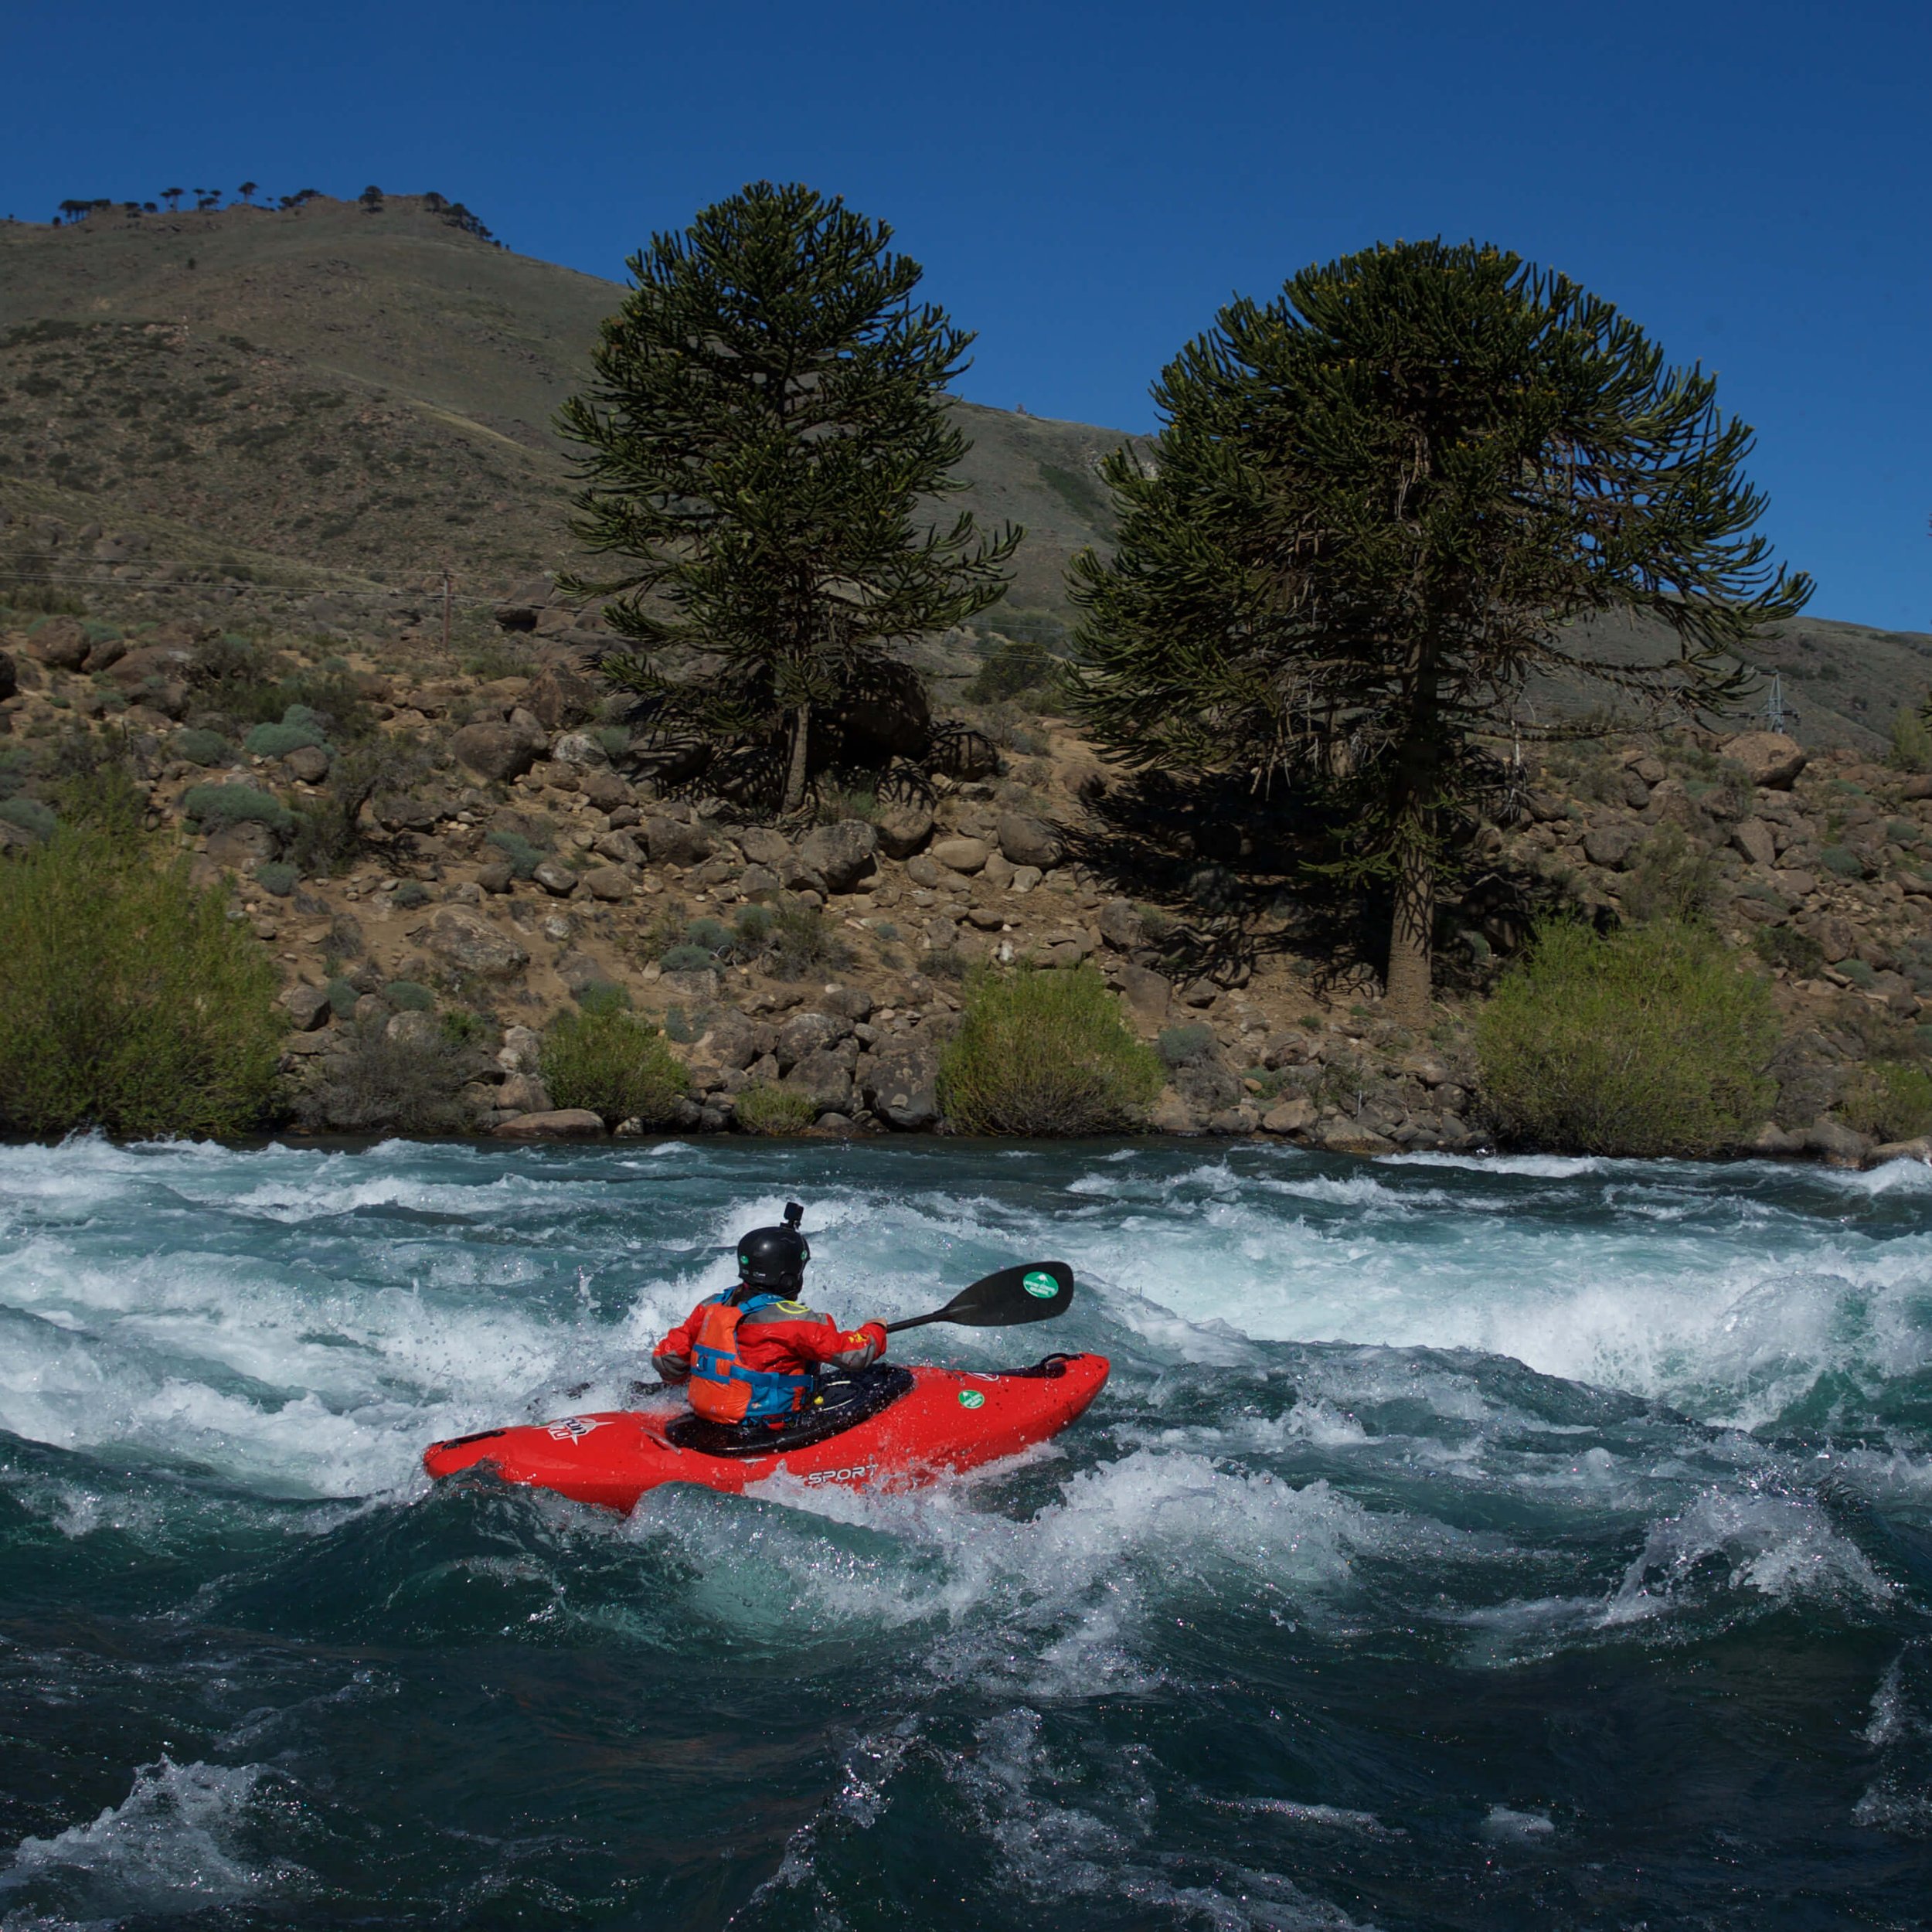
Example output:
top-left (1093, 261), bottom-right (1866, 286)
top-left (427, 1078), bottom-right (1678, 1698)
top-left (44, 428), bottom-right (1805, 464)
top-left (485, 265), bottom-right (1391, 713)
top-left (559, 180), bottom-right (1019, 813)
top-left (1070, 239), bottom-right (1811, 1022)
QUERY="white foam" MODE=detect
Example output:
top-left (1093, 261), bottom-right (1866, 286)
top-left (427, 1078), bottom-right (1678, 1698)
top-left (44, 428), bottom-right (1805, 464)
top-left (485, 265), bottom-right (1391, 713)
top-left (2, 1759), bottom-right (301, 1912)
top-left (1481, 1805), bottom-right (1556, 1842)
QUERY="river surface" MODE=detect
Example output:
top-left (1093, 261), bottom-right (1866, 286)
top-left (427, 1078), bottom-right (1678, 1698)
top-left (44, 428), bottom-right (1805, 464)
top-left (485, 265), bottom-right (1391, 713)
top-left (2, 1135), bottom-right (1930, 1930)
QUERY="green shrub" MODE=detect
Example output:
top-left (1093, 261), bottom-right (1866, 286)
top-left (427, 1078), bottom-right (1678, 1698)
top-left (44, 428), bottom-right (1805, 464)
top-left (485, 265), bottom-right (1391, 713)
top-left (174, 728), bottom-right (236, 767)
top-left (440, 1009), bottom-right (495, 1049)
top-left (291, 1016), bottom-right (481, 1135)
top-left (1157, 1022), bottom-right (1216, 1068)
top-left (939, 964), bottom-right (1164, 1135)
top-left (1753, 925), bottom-right (1825, 975)
top-left (1475, 920), bottom-right (1777, 1158)
top-left (658, 943), bottom-right (716, 973)
top-left (185, 638), bottom-right (369, 738)
top-left (1621, 825), bottom-right (1723, 925)
top-left (485, 829), bottom-right (546, 878)
top-left (392, 880), bottom-right (429, 909)
top-left (383, 979), bottom-right (434, 1012)
top-left (735, 1081), bottom-right (816, 1136)
top-left (1838, 958), bottom-right (1877, 990)
top-left (181, 783), bottom-right (292, 836)
top-left (964, 634), bottom-right (1057, 704)
top-left (256, 862), bottom-right (298, 897)
top-left (0, 798), bottom-right (56, 842)
top-left (0, 828), bottom-right (283, 1137)
top-left (684, 916), bottom-right (736, 957)
top-left (1889, 706), bottom-right (1932, 774)
top-left (1841, 1061), bottom-right (1932, 1143)
top-left (539, 998), bottom-right (686, 1129)
top-left (325, 976), bottom-right (359, 1019)
top-left (766, 903), bottom-right (851, 979)
top-left (1819, 845), bottom-right (1866, 879)
top-left (926, 945), bottom-right (968, 979)
top-left (246, 719), bottom-right (324, 759)
top-left (593, 725), bottom-right (631, 759)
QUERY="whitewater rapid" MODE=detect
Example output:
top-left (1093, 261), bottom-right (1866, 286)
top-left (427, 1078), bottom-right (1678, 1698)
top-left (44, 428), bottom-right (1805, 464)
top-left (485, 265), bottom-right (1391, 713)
top-left (2, 1134), bottom-right (1927, 1929)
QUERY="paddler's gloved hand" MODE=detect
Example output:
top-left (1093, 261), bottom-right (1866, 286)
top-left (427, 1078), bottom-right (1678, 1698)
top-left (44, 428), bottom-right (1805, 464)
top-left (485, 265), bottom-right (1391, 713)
top-left (822, 1321), bottom-right (887, 1372)
top-left (651, 1345), bottom-right (692, 1385)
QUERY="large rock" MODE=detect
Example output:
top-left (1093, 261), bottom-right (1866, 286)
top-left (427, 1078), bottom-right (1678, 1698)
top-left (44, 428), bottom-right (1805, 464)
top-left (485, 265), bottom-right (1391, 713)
top-left (582, 866), bottom-right (632, 902)
top-left (738, 826), bottom-right (793, 867)
top-left (874, 798), bottom-right (934, 859)
top-left (280, 985), bottom-right (331, 1031)
top-left (1730, 817), bottom-right (1777, 868)
top-left (1117, 965), bottom-right (1171, 1027)
top-left (777, 1010), bottom-right (844, 1070)
top-left (492, 1108), bottom-right (605, 1139)
top-left (424, 909), bottom-right (531, 978)
top-left (858, 1033), bottom-right (941, 1130)
top-left (107, 644), bottom-right (193, 690)
top-left (1582, 823), bottom-right (1643, 870)
top-left (1804, 1117), bottom-right (1872, 1167)
top-left (1722, 732), bottom-right (1808, 790)
top-left (1097, 899), bottom-right (1144, 951)
top-left (580, 768), bottom-right (633, 811)
top-left (931, 835), bottom-right (991, 875)
top-left (688, 1010), bottom-right (777, 1075)
top-left (644, 815), bottom-right (716, 867)
top-left (795, 819), bottom-right (879, 893)
top-left (26, 617), bottom-right (90, 669)
top-left (784, 1048), bottom-right (856, 1116)
top-left (997, 812), bottom-right (1063, 869)
top-left (451, 722), bottom-right (542, 783)
top-left (522, 667), bottom-right (598, 731)
top-left (1261, 1096), bottom-right (1315, 1134)
top-left (532, 860), bottom-right (579, 896)
top-left (552, 730), bottom-right (608, 767)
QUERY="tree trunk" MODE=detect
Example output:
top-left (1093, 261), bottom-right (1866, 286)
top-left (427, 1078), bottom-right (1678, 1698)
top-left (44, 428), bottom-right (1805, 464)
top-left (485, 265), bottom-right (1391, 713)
top-left (1384, 836), bottom-right (1434, 1026)
top-left (781, 699), bottom-right (811, 815)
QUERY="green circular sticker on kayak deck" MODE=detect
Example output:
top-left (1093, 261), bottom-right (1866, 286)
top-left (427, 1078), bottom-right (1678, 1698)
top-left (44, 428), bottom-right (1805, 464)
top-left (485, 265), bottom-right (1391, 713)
top-left (957, 1388), bottom-right (986, 1409)
top-left (1022, 1270), bottom-right (1059, 1298)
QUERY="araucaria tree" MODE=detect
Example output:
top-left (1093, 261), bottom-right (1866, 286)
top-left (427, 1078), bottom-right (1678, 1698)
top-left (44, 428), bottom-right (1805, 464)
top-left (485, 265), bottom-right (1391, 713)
top-left (1070, 240), bottom-right (1811, 1022)
top-left (560, 180), bottom-right (1019, 812)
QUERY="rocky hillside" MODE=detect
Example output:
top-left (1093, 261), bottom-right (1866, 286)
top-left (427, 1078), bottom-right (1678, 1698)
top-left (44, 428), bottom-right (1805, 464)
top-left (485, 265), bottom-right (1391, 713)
top-left (2, 491), bottom-right (1929, 1167)
top-left (0, 195), bottom-right (1135, 658)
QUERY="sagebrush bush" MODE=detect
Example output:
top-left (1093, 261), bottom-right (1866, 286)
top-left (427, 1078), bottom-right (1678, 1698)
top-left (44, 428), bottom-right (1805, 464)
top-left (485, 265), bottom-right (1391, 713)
top-left (174, 728), bottom-right (237, 767)
top-left (1841, 1061), bottom-right (1932, 1142)
top-left (485, 828), bottom-right (546, 878)
top-left (1621, 825), bottom-right (1723, 925)
top-left (939, 964), bottom-right (1163, 1135)
top-left (735, 1081), bottom-right (816, 1135)
top-left (243, 706), bottom-right (328, 758)
top-left (383, 979), bottom-right (434, 1011)
top-left (1889, 706), bottom-right (1932, 774)
top-left (0, 798), bottom-right (56, 841)
top-left (1475, 920), bottom-right (1777, 1157)
top-left (256, 862), bottom-right (298, 896)
top-left (292, 1018), bottom-right (481, 1135)
top-left (0, 828), bottom-right (283, 1137)
top-left (540, 994), bottom-right (685, 1129)
top-left (181, 782), bottom-right (292, 836)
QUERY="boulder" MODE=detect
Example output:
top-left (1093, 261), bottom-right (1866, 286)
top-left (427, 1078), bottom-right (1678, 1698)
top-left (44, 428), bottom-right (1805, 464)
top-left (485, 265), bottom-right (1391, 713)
top-left (931, 835), bottom-right (990, 875)
top-left (1097, 899), bottom-right (1144, 951)
top-left (874, 798), bottom-right (934, 859)
top-left (424, 909), bottom-right (531, 978)
top-left (1117, 965), bottom-right (1171, 1027)
top-left (1179, 978), bottom-right (1219, 1009)
top-left (1901, 774), bottom-right (1932, 802)
top-left (522, 667), bottom-right (598, 731)
top-left (1730, 817), bottom-right (1777, 868)
top-left (1721, 732), bottom-right (1808, 790)
top-left (283, 744), bottom-right (332, 784)
top-left (1150, 1087), bottom-right (1201, 1134)
top-left (552, 730), bottom-right (608, 767)
top-left (594, 829), bottom-right (645, 866)
top-left (451, 722), bottom-right (542, 783)
top-left (580, 767), bottom-right (633, 811)
top-left (498, 1024), bottom-right (543, 1073)
top-left (997, 812), bottom-right (1063, 870)
top-left (784, 1048), bottom-right (856, 1115)
top-left (657, 967), bottom-right (720, 1002)
top-left (476, 862), bottom-right (514, 894)
top-left (386, 1009), bottom-right (442, 1049)
top-left (280, 985), bottom-right (331, 1031)
top-left (1804, 1117), bottom-right (1872, 1166)
top-left (83, 635), bottom-right (127, 674)
top-left (1872, 1136), bottom-right (1932, 1166)
top-left (205, 821), bottom-right (277, 871)
top-left (738, 826), bottom-right (793, 868)
top-left (821, 985), bottom-right (874, 1023)
top-left (26, 617), bottom-right (90, 669)
top-left (777, 1010), bottom-right (844, 1069)
top-left (858, 1033), bottom-right (942, 1130)
top-left (1583, 823), bottom-right (1643, 870)
top-left (583, 866), bottom-right (633, 903)
top-left (1318, 1121), bottom-right (1399, 1156)
top-left (795, 819), bottom-right (879, 894)
top-left (375, 794), bottom-right (443, 833)
top-left (495, 1073), bottom-right (555, 1114)
top-left (739, 863), bottom-right (781, 898)
top-left (905, 854), bottom-right (943, 889)
top-left (689, 1011), bottom-right (777, 1074)
top-left (492, 1108), bottom-right (605, 1138)
top-left (643, 815), bottom-right (716, 867)
top-left (532, 860), bottom-right (579, 896)
top-left (1261, 1096), bottom-right (1315, 1135)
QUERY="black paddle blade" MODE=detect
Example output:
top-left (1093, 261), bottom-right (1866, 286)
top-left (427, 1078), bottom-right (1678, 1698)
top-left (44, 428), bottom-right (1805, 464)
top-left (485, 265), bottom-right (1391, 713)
top-left (885, 1261), bottom-right (1074, 1334)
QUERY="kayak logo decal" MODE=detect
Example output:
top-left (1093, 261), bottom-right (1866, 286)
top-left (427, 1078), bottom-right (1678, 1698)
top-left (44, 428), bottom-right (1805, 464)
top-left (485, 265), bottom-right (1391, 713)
top-left (1022, 1270), bottom-right (1059, 1299)
top-left (546, 1417), bottom-right (602, 1440)
top-left (803, 1464), bottom-right (876, 1486)
top-left (957, 1389), bottom-right (987, 1409)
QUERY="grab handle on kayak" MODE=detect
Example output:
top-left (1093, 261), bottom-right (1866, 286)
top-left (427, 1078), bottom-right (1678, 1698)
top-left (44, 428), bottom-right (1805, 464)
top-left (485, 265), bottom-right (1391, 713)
top-left (886, 1261), bottom-right (1074, 1333)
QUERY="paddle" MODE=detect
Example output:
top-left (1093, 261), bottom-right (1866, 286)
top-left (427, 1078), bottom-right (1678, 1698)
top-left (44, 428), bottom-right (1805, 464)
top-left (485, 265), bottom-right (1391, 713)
top-left (884, 1260), bottom-right (1074, 1334)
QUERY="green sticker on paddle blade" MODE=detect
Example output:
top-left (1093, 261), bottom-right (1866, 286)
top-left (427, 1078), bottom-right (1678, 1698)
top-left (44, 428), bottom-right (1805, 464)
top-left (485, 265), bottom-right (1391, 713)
top-left (958, 1388), bottom-right (986, 1409)
top-left (1022, 1270), bottom-right (1059, 1299)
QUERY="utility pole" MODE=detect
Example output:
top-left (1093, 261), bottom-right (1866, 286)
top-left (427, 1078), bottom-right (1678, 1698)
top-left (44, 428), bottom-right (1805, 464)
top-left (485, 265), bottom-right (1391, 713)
top-left (442, 569), bottom-right (453, 655)
top-left (1766, 672), bottom-right (1786, 734)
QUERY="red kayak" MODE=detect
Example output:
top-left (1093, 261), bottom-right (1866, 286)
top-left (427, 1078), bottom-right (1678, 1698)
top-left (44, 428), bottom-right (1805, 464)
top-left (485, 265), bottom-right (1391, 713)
top-left (422, 1352), bottom-right (1111, 1512)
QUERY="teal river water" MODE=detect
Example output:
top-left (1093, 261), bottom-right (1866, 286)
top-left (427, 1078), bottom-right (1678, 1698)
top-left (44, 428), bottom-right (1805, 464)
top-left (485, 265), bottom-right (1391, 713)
top-left (2, 1135), bottom-right (1930, 1930)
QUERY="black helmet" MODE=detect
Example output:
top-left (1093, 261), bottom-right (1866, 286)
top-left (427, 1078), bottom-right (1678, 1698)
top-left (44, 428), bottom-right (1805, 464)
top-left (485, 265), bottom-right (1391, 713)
top-left (735, 1202), bottom-right (808, 1294)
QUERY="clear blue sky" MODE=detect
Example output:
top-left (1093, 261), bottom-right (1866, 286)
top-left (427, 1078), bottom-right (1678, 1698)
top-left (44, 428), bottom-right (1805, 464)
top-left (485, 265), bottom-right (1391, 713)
top-left (2, 0), bottom-right (1927, 631)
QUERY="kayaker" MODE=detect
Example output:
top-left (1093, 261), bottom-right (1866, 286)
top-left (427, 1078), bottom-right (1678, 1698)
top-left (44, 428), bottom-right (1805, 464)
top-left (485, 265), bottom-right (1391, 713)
top-left (651, 1203), bottom-right (889, 1429)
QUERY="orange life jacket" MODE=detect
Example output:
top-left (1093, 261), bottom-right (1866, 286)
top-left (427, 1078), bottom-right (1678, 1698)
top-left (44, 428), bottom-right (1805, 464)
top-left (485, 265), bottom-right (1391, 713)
top-left (687, 1294), bottom-right (814, 1424)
